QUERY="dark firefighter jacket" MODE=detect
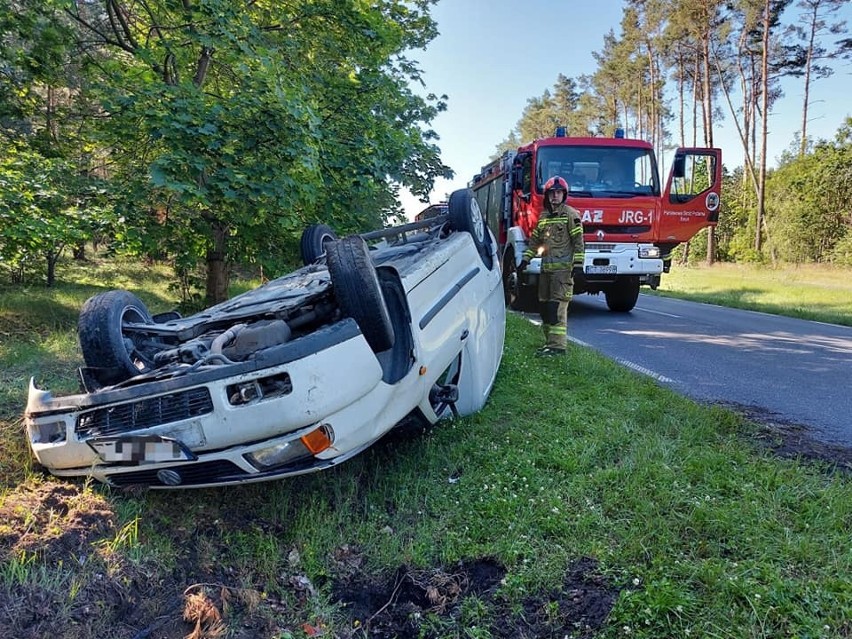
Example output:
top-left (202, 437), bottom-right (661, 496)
top-left (522, 202), bottom-right (585, 271)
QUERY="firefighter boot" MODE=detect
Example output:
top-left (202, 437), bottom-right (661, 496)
top-left (536, 323), bottom-right (552, 355)
top-left (537, 347), bottom-right (566, 356)
top-left (544, 302), bottom-right (565, 349)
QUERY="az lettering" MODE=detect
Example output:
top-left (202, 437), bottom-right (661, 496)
top-left (581, 210), bottom-right (604, 223)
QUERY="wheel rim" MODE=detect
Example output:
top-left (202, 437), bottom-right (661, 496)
top-left (121, 306), bottom-right (154, 371)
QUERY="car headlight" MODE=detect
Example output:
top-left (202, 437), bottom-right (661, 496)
top-left (639, 246), bottom-right (661, 259)
top-left (29, 420), bottom-right (67, 444)
top-left (244, 425), bottom-right (334, 470)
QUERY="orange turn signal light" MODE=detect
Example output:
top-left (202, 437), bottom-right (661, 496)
top-left (301, 425), bottom-right (333, 454)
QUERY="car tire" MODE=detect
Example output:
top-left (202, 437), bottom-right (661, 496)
top-left (78, 290), bottom-right (156, 380)
top-left (448, 188), bottom-right (493, 269)
top-left (605, 276), bottom-right (640, 312)
top-left (326, 236), bottom-right (395, 352)
top-left (300, 223), bottom-right (338, 265)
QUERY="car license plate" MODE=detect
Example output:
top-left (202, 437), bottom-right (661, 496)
top-left (88, 436), bottom-right (196, 464)
top-left (586, 265), bottom-right (617, 274)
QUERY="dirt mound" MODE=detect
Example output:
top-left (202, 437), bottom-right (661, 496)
top-left (333, 556), bottom-right (618, 638)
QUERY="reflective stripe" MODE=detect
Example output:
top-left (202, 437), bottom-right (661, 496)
top-left (549, 325), bottom-right (566, 335)
top-left (570, 226), bottom-right (582, 236)
top-left (542, 261), bottom-right (573, 270)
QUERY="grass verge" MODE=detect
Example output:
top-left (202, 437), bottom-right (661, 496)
top-left (651, 263), bottom-right (852, 326)
top-left (0, 263), bottom-right (849, 638)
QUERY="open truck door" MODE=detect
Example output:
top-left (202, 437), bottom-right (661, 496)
top-left (659, 147), bottom-right (722, 243)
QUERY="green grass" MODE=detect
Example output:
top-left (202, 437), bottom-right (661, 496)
top-left (652, 262), bottom-right (852, 326)
top-left (0, 260), bottom-right (850, 638)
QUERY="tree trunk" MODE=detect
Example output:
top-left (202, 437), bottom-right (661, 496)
top-left (46, 250), bottom-right (58, 287)
top-left (800, 3), bottom-right (817, 157)
top-left (701, 33), bottom-right (716, 265)
top-left (755, 0), bottom-right (771, 255)
top-left (692, 57), bottom-right (700, 147)
top-left (678, 50), bottom-right (685, 147)
top-left (205, 221), bottom-right (229, 304)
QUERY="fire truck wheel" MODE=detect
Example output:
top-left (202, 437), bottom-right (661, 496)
top-left (300, 223), bottom-right (338, 265)
top-left (78, 290), bottom-right (156, 381)
top-left (605, 276), bottom-right (640, 312)
top-left (502, 250), bottom-right (538, 312)
top-left (326, 235), bottom-right (395, 353)
top-left (448, 188), bottom-right (494, 270)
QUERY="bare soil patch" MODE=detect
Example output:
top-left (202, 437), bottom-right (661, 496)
top-left (719, 402), bottom-right (852, 471)
top-left (332, 556), bottom-right (618, 638)
top-left (0, 482), bottom-right (620, 638)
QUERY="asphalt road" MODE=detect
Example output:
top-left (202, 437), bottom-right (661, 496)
top-left (546, 293), bottom-right (852, 447)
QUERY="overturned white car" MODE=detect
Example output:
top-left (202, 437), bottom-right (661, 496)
top-left (25, 189), bottom-right (505, 489)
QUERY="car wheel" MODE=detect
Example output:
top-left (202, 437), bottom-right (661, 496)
top-left (300, 223), bottom-right (338, 265)
top-left (78, 290), bottom-right (156, 380)
top-left (448, 188), bottom-right (493, 270)
top-left (326, 236), bottom-right (395, 352)
top-left (605, 276), bottom-right (640, 312)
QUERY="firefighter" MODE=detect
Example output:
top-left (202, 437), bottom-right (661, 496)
top-left (518, 176), bottom-right (585, 356)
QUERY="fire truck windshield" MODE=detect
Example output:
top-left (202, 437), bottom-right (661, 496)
top-left (536, 145), bottom-right (660, 197)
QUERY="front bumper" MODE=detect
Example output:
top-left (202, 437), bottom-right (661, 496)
top-left (25, 319), bottom-right (421, 488)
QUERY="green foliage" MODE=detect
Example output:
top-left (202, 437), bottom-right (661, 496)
top-left (765, 117), bottom-right (852, 263)
top-left (2, 0), bottom-right (451, 300)
top-left (713, 166), bottom-right (763, 263)
top-left (105, 0), bottom-right (444, 272)
top-left (0, 144), bottom-right (107, 285)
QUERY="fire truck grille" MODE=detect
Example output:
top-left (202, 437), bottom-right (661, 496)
top-left (76, 388), bottom-right (214, 437)
top-left (585, 225), bottom-right (652, 237)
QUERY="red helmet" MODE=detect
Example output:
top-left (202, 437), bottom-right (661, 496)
top-left (543, 176), bottom-right (569, 195)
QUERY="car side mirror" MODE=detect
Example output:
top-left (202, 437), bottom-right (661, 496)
top-left (672, 154), bottom-right (685, 179)
top-left (511, 166), bottom-right (524, 190)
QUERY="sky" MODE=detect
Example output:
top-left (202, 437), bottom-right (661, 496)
top-left (399, 0), bottom-right (852, 219)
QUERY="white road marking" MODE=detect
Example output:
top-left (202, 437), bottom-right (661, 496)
top-left (567, 337), bottom-right (674, 383)
top-left (635, 307), bottom-right (681, 318)
top-left (525, 313), bottom-right (676, 384)
top-left (613, 359), bottom-right (674, 383)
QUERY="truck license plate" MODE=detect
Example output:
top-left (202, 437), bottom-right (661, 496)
top-left (88, 436), bottom-right (196, 464)
top-left (586, 265), bottom-right (617, 274)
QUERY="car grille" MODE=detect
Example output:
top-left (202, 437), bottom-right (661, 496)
top-left (76, 388), bottom-right (214, 437)
top-left (105, 460), bottom-right (247, 487)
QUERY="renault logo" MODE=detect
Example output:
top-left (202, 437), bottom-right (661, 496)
top-left (596, 230), bottom-right (605, 240)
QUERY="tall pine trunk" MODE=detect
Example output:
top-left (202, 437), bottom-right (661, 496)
top-left (755, 0), bottom-right (771, 255)
top-left (701, 34), bottom-right (716, 265)
top-left (800, 3), bottom-right (817, 157)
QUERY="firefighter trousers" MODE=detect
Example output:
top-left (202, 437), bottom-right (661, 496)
top-left (538, 269), bottom-right (573, 349)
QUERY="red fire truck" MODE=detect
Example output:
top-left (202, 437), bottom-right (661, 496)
top-left (470, 129), bottom-right (722, 312)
